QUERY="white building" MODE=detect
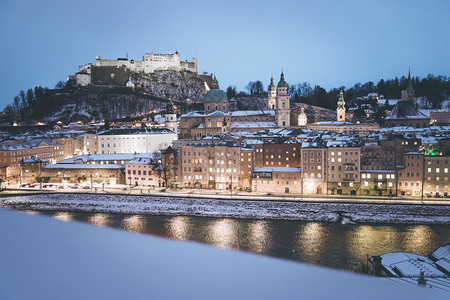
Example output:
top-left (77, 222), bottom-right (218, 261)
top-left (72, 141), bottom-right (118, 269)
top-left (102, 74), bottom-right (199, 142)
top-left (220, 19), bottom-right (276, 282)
top-left (75, 72), bottom-right (91, 86)
top-left (97, 128), bottom-right (177, 154)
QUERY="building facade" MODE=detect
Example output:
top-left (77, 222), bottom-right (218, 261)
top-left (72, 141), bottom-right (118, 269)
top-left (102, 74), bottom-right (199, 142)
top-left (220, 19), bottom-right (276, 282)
top-left (98, 128), bottom-right (177, 154)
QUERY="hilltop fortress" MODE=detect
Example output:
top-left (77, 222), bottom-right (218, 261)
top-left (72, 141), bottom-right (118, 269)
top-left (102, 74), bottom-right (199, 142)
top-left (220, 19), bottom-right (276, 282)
top-left (93, 51), bottom-right (197, 74)
top-left (71, 51), bottom-right (216, 93)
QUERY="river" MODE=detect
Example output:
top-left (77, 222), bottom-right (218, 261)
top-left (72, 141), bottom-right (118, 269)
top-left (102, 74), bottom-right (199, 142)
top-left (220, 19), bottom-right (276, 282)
top-left (30, 210), bottom-right (450, 273)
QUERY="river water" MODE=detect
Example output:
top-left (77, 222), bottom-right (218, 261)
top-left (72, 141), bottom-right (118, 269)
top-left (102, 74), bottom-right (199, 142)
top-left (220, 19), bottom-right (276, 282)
top-left (31, 210), bottom-right (450, 273)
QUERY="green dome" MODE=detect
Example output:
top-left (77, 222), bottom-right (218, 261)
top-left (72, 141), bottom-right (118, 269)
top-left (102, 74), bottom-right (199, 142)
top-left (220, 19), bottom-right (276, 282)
top-left (277, 71), bottom-right (287, 88)
top-left (204, 89), bottom-right (228, 102)
top-left (268, 76), bottom-right (276, 91)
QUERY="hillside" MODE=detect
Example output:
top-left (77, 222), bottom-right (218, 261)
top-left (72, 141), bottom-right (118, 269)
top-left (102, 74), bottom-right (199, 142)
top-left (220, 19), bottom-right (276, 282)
top-left (4, 70), bottom-right (210, 124)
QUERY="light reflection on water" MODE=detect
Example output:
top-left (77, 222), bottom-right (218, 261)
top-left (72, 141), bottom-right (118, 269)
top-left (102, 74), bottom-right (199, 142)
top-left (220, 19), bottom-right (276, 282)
top-left (35, 210), bottom-right (449, 273)
top-left (87, 213), bottom-right (112, 227)
top-left (121, 215), bottom-right (147, 233)
top-left (166, 216), bottom-right (191, 240)
top-left (53, 212), bottom-right (74, 222)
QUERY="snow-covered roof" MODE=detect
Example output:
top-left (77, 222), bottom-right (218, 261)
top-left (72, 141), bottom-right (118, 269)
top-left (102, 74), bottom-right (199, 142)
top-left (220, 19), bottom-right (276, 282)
top-left (44, 164), bottom-right (124, 170)
top-left (0, 139), bottom-right (62, 151)
top-left (125, 157), bottom-right (159, 165)
top-left (253, 167), bottom-right (301, 173)
top-left (206, 110), bottom-right (227, 117)
top-left (230, 121), bottom-right (277, 129)
top-left (99, 128), bottom-right (176, 135)
top-left (59, 153), bottom-right (157, 164)
top-left (386, 101), bottom-right (430, 120)
top-left (180, 111), bottom-right (207, 118)
top-left (22, 156), bottom-right (49, 163)
top-left (229, 110), bottom-right (275, 117)
top-left (360, 170), bottom-right (396, 173)
top-left (378, 252), bottom-right (446, 277)
top-left (430, 244), bottom-right (450, 261)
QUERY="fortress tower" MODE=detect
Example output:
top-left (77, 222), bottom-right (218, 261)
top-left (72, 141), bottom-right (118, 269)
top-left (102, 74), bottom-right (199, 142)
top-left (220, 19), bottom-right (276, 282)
top-left (267, 75), bottom-right (276, 110)
top-left (275, 71), bottom-right (291, 128)
top-left (337, 89), bottom-right (346, 122)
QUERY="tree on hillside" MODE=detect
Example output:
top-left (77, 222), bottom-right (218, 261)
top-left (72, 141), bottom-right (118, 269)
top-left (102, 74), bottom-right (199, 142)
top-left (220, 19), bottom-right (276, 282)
top-left (246, 81), bottom-right (264, 95)
top-left (13, 96), bottom-right (20, 111)
top-left (226, 86), bottom-right (236, 99)
top-left (55, 81), bottom-right (65, 89)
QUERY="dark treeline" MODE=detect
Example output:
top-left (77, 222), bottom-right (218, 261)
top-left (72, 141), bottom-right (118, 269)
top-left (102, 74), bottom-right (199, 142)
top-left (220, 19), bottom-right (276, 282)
top-left (236, 74), bottom-right (450, 110)
top-left (3, 86), bottom-right (56, 120)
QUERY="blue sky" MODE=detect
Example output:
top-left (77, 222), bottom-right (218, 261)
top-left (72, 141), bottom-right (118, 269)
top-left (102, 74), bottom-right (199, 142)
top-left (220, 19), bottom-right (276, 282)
top-left (1, 0), bottom-right (449, 109)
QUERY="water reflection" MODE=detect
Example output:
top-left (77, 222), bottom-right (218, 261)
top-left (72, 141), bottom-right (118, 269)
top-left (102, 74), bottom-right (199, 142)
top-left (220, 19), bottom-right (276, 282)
top-left (295, 222), bottom-right (327, 264)
top-left (247, 220), bottom-right (270, 253)
top-left (166, 216), bottom-right (191, 240)
top-left (25, 210), bottom-right (450, 273)
top-left (53, 212), bottom-right (74, 222)
top-left (403, 225), bottom-right (437, 254)
top-left (88, 213), bottom-right (112, 227)
top-left (121, 215), bottom-right (147, 233)
top-left (208, 219), bottom-right (237, 249)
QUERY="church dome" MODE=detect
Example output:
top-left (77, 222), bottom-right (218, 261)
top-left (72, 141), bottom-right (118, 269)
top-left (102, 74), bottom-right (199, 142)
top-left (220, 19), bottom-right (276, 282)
top-left (268, 76), bottom-right (276, 91)
top-left (204, 89), bottom-right (228, 102)
top-left (277, 71), bottom-right (287, 88)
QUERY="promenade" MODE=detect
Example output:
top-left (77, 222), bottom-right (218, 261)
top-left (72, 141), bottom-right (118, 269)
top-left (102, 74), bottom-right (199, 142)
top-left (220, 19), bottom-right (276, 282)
top-left (2, 185), bottom-right (450, 206)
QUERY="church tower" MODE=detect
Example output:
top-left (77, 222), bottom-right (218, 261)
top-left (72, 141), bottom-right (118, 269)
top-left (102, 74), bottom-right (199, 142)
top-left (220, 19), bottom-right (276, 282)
top-left (401, 69), bottom-right (415, 102)
top-left (337, 89), bottom-right (346, 122)
top-left (275, 71), bottom-right (291, 128)
top-left (267, 75), bottom-right (276, 110)
top-left (164, 98), bottom-right (178, 132)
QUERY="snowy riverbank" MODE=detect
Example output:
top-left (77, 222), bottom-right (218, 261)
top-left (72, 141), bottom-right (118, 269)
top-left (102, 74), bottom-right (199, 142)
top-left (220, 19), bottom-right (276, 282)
top-left (1, 194), bottom-right (449, 224)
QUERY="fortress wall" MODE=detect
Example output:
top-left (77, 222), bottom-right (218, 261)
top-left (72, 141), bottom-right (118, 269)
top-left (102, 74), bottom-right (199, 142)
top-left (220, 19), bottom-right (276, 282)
top-left (95, 53), bottom-right (198, 74)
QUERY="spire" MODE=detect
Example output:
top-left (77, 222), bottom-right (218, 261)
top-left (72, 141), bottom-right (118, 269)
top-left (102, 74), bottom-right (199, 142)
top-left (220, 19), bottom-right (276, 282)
top-left (337, 89), bottom-right (346, 110)
top-left (407, 68), bottom-right (413, 90)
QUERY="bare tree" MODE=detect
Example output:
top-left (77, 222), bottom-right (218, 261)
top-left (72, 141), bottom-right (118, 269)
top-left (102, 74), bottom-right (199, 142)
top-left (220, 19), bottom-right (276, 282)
top-left (157, 146), bottom-right (179, 188)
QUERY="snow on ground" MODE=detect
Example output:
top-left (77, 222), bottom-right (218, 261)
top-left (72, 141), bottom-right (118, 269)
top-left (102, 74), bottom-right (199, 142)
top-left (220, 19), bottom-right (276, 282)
top-left (1, 194), bottom-right (449, 224)
top-left (0, 208), bottom-right (447, 300)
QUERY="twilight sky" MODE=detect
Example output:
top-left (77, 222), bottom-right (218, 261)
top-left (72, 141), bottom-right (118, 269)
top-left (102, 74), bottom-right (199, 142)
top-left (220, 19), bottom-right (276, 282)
top-left (0, 0), bottom-right (449, 109)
